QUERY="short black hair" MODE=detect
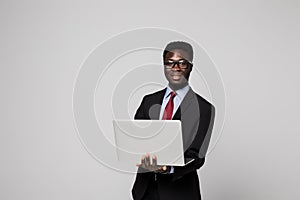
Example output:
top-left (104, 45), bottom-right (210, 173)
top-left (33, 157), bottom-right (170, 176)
top-left (163, 41), bottom-right (194, 62)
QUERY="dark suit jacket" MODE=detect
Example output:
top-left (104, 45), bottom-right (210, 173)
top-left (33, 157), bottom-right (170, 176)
top-left (131, 87), bottom-right (215, 200)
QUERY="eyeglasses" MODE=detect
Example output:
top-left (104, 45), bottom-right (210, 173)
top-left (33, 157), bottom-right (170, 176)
top-left (164, 59), bottom-right (193, 69)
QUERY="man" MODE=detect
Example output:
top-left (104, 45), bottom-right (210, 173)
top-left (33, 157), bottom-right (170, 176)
top-left (131, 41), bottom-right (215, 200)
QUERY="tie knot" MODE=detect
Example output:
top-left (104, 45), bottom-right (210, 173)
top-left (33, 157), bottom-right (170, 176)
top-left (170, 91), bottom-right (176, 99)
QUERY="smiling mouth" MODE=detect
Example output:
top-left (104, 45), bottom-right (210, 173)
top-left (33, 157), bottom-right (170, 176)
top-left (171, 75), bottom-right (182, 80)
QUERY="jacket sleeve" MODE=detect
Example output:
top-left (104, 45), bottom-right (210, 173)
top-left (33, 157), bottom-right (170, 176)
top-left (131, 96), bottom-right (156, 200)
top-left (172, 104), bottom-right (215, 181)
top-left (134, 96), bottom-right (147, 120)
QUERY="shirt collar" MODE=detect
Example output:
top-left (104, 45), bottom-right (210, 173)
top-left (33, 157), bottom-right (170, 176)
top-left (165, 84), bottom-right (190, 100)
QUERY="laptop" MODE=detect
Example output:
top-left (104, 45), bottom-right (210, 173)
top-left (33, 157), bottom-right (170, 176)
top-left (113, 120), bottom-right (194, 166)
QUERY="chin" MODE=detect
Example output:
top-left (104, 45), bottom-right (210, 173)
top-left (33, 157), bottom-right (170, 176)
top-left (169, 81), bottom-right (187, 90)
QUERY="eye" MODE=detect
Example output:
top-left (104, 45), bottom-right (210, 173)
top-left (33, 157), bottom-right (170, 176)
top-left (178, 60), bottom-right (188, 66)
top-left (165, 61), bottom-right (174, 65)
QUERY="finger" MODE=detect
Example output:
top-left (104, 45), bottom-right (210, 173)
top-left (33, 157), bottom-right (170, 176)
top-left (140, 155), bottom-right (145, 167)
top-left (145, 153), bottom-right (150, 166)
top-left (152, 155), bottom-right (157, 166)
top-left (162, 166), bottom-right (167, 171)
top-left (154, 165), bottom-right (164, 173)
top-left (136, 163), bottom-right (141, 167)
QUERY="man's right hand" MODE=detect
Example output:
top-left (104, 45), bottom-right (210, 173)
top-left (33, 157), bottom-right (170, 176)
top-left (136, 153), bottom-right (169, 173)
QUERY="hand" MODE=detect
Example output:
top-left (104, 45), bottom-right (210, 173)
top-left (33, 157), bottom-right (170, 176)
top-left (136, 153), bottom-right (169, 173)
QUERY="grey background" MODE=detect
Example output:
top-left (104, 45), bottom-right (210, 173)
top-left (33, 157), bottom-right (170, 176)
top-left (1, 0), bottom-right (299, 199)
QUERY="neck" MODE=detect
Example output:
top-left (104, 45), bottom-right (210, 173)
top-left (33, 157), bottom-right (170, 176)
top-left (168, 82), bottom-right (188, 91)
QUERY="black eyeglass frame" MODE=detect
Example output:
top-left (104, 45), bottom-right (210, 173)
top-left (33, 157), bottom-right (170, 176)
top-left (164, 59), bottom-right (193, 69)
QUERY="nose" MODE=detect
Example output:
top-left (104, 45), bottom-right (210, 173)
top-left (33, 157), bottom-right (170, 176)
top-left (172, 63), bottom-right (181, 71)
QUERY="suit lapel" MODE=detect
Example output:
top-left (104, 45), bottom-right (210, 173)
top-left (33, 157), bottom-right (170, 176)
top-left (172, 88), bottom-right (197, 120)
top-left (148, 88), bottom-right (166, 120)
top-left (150, 87), bottom-right (197, 120)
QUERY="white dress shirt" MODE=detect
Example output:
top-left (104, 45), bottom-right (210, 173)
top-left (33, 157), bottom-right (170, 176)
top-left (159, 84), bottom-right (190, 119)
top-left (159, 84), bottom-right (190, 173)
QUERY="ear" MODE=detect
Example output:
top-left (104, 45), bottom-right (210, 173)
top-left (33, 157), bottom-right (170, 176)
top-left (189, 63), bottom-right (193, 72)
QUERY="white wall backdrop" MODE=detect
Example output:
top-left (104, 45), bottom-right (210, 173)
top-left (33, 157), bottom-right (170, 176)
top-left (1, 0), bottom-right (300, 199)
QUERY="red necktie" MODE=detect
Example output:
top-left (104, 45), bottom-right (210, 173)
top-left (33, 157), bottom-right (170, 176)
top-left (162, 91), bottom-right (176, 120)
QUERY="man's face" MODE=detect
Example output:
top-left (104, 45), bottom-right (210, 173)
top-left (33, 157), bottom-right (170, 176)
top-left (163, 49), bottom-right (192, 90)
